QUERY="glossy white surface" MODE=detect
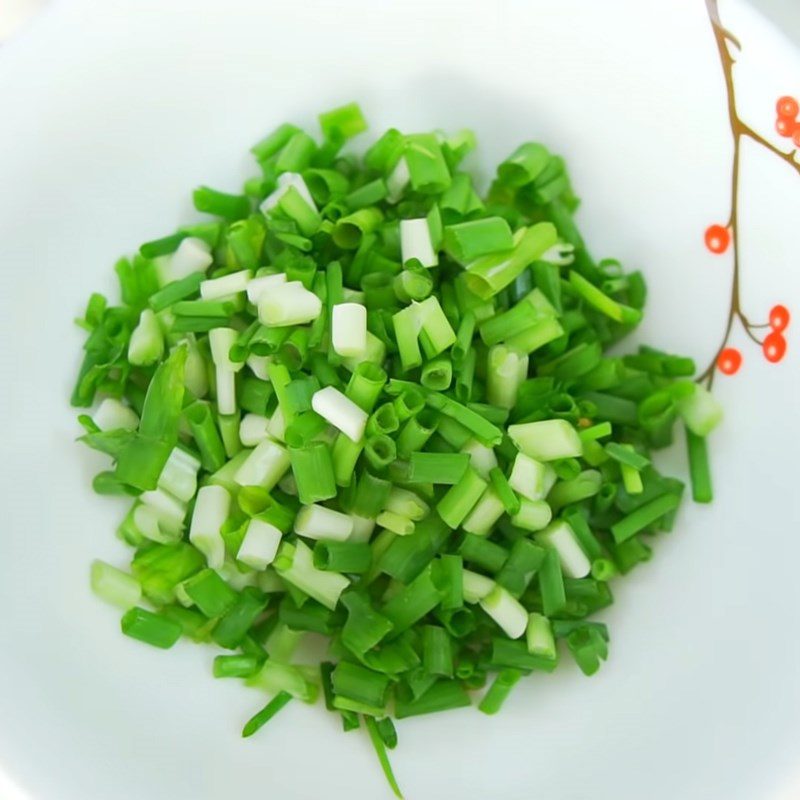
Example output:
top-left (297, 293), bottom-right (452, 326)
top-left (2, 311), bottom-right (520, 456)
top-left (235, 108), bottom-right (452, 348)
top-left (1, 1), bottom-right (799, 799)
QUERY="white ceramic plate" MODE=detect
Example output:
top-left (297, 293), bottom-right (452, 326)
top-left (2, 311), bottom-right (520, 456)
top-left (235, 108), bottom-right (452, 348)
top-left (1, 1), bottom-right (799, 798)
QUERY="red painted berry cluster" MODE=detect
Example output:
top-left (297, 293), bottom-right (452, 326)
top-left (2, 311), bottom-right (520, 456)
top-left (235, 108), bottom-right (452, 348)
top-left (716, 304), bottom-right (790, 375)
top-left (775, 95), bottom-right (800, 147)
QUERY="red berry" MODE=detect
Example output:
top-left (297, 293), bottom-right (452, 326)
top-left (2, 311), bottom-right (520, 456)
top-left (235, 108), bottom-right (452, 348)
top-left (763, 332), bottom-right (787, 363)
top-left (717, 347), bottom-right (742, 375)
top-left (776, 95), bottom-right (799, 118)
top-left (776, 116), bottom-right (795, 137)
top-left (769, 304), bottom-right (790, 332)
top-left (704, 224), bottom-right (730, 254)
top-left (793, 126), bottom-right (800, 148)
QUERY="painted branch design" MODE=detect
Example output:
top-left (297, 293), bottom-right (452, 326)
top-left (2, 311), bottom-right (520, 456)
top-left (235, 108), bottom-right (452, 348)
top-left (700, 0), bottom-right (796, 385)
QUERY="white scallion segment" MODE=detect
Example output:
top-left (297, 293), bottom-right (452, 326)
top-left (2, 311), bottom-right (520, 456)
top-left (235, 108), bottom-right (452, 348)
top-left (234, 439), bottom-right (291, 490)
top-left (275, 540), bottom-right (349, 610)
top-left (200, 269), bottom-right (252, 301)
top-left (400, 218), bottom-right (438, 268)
top-left (189, 484), bottom-right (230, 569)
top-left (311, 386), bottom-right (368, 442)
top-left (487, 345), bottom-right (528, 409)
top-left (165, 236), bottom-right (213, 283)
top-left (208, 328), bottom-right (244, 372)
top-left (246, 272), bottom-right (287, 305)
top-left (481, 586), bottom-right (528, 639)
top-left (508, 452), bottom-right (549, 501)
top-left (258, 281), bottom-right (322, 327)
top-left (294, 504), bottom-right (354, 542)
top-left (93, 398), bottom-right (139, 432)
top-left (331, 303), bottom-right (368, 358)
top-left (376, 510), bottom-right (415, 536)
top-left (511, 498), bottom-right (553, 532)
top-left (385, 487), bottom-right (429, 521)
top-left (386, 156), bottom-right (410, 203)
top-left (90, 560), bottom-right (141, 609)
top-left (219, 561), bottom-right (260, 591)
top-left (462, 488), bottom-right (505, 536)
top-left (260, 172), bottom-right (317, 213)
top-left (267, 407), bottom-right (286, 443)
top-left (678, 384), bottom-right (723, 436)
top-left (246, 354), bottom-right (273, 380)
top-left (461, 439), bottom-right (498, 479)
top-left (462, 569), bottom-right (496, 603)
top-left (215, 367), bottom-right (236, 415)
top-left (526, 612), bottom-right (557, 659)
top-left (239, 413), bottom-right (271, 447)
top-left (157, 446), bottom-right (201, 502)
top-left (183, 337), bottom-right (209, 398)
top-left (535, 520), bottom-right (591, 579)
top-left (540, 243), bottom-right (575, 266)
top-left (258, 568), bottom-right (285, 593)
top-left (348, 515), bottom-right (376, 544)
top-left (237, 518), bottom-right (283, 570)
top-left (508, 419), bottom-right (583, 461)
top-left (132, 503), bottom-right (176, 544)
top-left (139, 488), bottom-right (186, 535)
top-left (128, 308), bottom-right (164, 366)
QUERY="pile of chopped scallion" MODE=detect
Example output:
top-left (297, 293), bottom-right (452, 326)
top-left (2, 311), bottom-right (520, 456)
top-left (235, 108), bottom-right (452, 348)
top-left (73, 102), bottom-right (722, 797)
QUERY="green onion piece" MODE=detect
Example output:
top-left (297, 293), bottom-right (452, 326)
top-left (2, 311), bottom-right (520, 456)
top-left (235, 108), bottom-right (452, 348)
top-left (394, 680), bottom-right (471, 719)
top-left (183, 568), bottom-right (238, 618)
top-left (364, 716), bottom-right (404, 800)
top-left (685, 427), bottom-right (713, 503)
top-left (314, 541), bottom-right (372, 574)
top-left (422, 625), bottom-right (454, 677)
top-left (498, 142), bottom-right (550, 186)
top-left (465, 223), bottom-right (557, 300)
top-left (526, 612), bottom-right (557, 660)
top-left (508, 419), bottom-right (582, 462)
top-left (566, 627), bottom-right (609, 676)
top-left (437, 468), bottom-right (487, 529)
top-left (488, 467), bottom-right (521, 516)
top-left (382, 564), bottom-right (441, 633)
top-left (213, 654), bottom-right (263, 679)
top-left (425, 393), bottom-right (503, 447)
top-left (479, 668), bottom-right (522, 715)
top-left (435, 554), bottom-right (464, 610)
top-left (404, 133), bottom-right (451, 195)
top-left (395, 409), bottom-right (438, 458)
top-left (121, 607), bottom-right (183, 649)
top-left (452, 311), bottom-right (476, 365)
top-left (677, 384), bottom-right (723, 436)
top-left (568, 270), bottom-right (642, 325)
top-left (539, 549), bottom-right (567, 616)
top-left (289, 442), bottom-right (337, 504)
top-left (275, 540), bottom-right (349, 610)
top-left (378, 515), bottom-right (451, 584)
top-left (213, 587), bottom-right (268, 649)
top-left (149, 272), bottom-right (205, 313)
top-left (442, 217), bottom-right (514, 265)
top-left (547, 469), bottom-right (602, 512)
top-left (407, 452), bottom-right (470, 485)
top-left (242, 691), bottom-right (293, 738)
top-left (460, 534), bottom-right (509, 573)
top-left (420, 357), bottom-right (453, 391)
top-left (416, 296), bottom-right (456, 358)
top-left (90, 560), bottom-right (141, 609)
top-left (193, 186), bottom-right (250, 221)
top-left (332, 661), bottom-right (391, 714)
top-left (496, 539), bottom-right (546, 597)
top-left (610, 492), bottom-right (681, 544)
top-left (364, 434), bottom-right (397, 470)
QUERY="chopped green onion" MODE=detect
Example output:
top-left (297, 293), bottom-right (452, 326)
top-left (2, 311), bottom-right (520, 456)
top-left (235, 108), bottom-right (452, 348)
top-left (121, 607), bottom-right (183, 649)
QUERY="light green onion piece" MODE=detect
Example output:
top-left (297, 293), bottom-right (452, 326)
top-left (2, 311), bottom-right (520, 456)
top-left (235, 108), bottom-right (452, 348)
top-left (508, 419), bottom-right (583, 461)
top-left (90, 560), bottom-right (142, 609)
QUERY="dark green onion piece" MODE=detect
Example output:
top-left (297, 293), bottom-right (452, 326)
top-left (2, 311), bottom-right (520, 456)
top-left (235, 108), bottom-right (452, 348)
top-left (479, 668), bottom-right (523, 715)
top-left (242, 691), bottom-right (293, 738)
top-left (120, 607), bottom-right (182, 649)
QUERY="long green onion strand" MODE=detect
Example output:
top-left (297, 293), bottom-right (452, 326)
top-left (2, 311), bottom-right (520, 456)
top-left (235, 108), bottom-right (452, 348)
top-left (72, 103), bottom-right (723, 800)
